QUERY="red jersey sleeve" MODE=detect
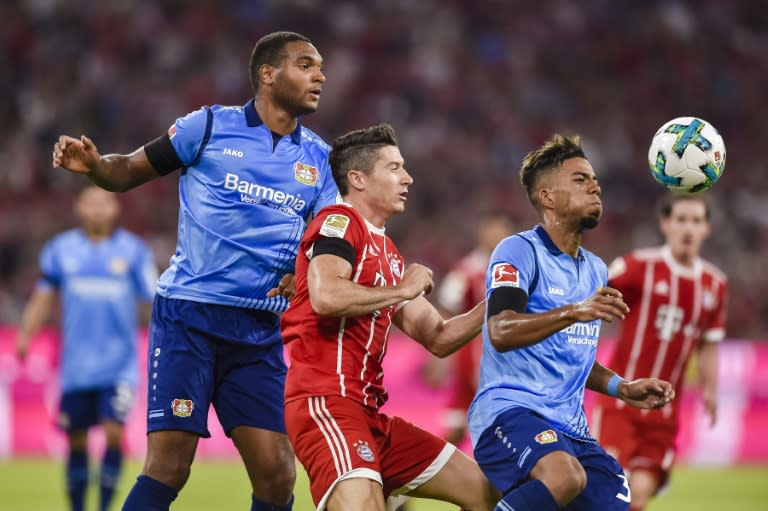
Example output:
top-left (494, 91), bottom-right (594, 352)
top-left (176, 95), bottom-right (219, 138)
top-left (701, 275), bottom-right (728, 343)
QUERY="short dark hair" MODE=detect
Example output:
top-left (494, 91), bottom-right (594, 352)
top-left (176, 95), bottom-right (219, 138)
top-left (249, 31), bottom-right (312, 94)
top-left (329, 123), bottom-right (399, 195)
top-left (520, 134), bottom-right (586, 205)
top-left (659, 193), bottom-right (711, 220)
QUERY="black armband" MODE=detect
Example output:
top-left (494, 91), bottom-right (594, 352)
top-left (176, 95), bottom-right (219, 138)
top-left (487, 287), bottom-right (529, 318)
top-left (144, 133), bottom-right (183, 176)
top-left (312, 237), bottom-right (356, 267)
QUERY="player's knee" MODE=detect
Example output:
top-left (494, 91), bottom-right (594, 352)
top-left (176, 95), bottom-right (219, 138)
top-left (143, 455), bottom-right (193, 490)
top-left (542, 462), bottom-right (587, 504)
top-left (252, 456), bottom-right (296, 502)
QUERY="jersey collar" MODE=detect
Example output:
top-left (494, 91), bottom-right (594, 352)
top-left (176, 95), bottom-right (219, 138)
top-left (244, 98), bottom-right (302, 145)
top-left (534, 224), bottom-right (584, 260)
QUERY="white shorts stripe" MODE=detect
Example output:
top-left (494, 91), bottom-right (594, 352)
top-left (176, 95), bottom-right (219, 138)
top-left (308, 397), bottom-right (346, 476)
top-left (317, 396), bottom-right (353, 470)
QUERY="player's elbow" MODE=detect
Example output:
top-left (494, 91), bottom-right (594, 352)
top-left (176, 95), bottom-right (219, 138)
top-left (488, 319), bottom-right (514, 353)
top-left (309, 292), bottom-right (341, 317)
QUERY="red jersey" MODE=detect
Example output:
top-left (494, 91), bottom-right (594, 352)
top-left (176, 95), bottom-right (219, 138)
top-left (282, 204), bottom-right (405, 410)
top-left (597, 246), bottom-right (728, 424)
top-left (436, 250), bottom-right (488, 410)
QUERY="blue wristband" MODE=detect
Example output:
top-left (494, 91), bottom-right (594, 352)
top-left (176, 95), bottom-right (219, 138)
top-left (607, 374), bottom-right (624, 397)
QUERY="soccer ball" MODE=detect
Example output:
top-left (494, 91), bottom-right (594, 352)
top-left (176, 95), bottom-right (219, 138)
top-left (647, 117), bottom-right (726, 194)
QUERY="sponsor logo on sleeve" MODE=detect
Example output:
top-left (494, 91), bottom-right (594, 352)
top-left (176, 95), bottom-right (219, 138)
top-left (319, 214), bottom-right (350, 238)
top-left (171, 399), bottom-right (194, 417)
top-left (491, 263), bottom-right (519, 288)
top-left (294, 162), bottom-right (319, 186)
top-left (534, 429), bottom-right (558, 444)
top-left (167, 124), bottom-right (177, 139)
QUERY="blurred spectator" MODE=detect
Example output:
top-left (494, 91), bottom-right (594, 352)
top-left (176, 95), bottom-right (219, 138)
top-left (2, 0), bottom-right (767, 337)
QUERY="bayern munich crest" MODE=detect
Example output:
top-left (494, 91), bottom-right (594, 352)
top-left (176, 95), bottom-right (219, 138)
top-left (389, 256), bottom-right (402, 278)
top-left (353, 440), bottom-right (375, 462)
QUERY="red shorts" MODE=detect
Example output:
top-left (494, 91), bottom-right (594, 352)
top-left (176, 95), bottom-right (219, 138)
top-left (592, 405), bottom-right (676, 489)
top-left (286, 395), bottom-right (455, 510)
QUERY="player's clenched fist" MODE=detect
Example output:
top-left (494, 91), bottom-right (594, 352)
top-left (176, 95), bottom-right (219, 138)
top-left (570, 286), bottom-right (629, 323)
top-left (52, 135), bottom-right (100, 174)
top-left (399, 263), bottom-right (434, 299)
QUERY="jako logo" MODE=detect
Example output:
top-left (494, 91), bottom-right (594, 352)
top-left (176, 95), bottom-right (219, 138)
top-left (224, 173), bottom-right (306, 211)
top-left (223, 148), bottom-right (244, 157)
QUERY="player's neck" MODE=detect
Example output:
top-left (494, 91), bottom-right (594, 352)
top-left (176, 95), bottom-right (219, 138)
top-left (541, 222), bottom-right (581, 258)
top-left (668, 246), bottom-right (696, 267)
top-left (83, 226), bottom-right (113, 242)
top-left (344, 196), bottom-right (389, 229)
top-left (253, 96), bottom-right (298, 135)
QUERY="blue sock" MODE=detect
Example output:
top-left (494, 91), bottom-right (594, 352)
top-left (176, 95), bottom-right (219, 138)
top-left (100, 448), bottom-right (123, 511)
top-left (66, 451), bottom-right (89, 511)
top-left (495, 479), bottom-right (559, 511)
top-left (251, 494), bottom-right (294, 511)
top-left (121, 475), bottom-right (178, 511)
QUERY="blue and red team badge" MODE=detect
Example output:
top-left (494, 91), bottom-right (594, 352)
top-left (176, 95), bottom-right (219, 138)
top-left (534, 429), bottom-right (558, 445)
top-left (294, 162), bottom-right (319, 186)
top-left (171, 399), bottom-right (194, 417)
top-left (353, 440), bottom-right (375, 462)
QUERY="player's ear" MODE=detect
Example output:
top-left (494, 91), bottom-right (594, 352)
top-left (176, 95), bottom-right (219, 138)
top-left (259, 64), bottom-right (276, 86)
top-left (347, 169), bottom-right (366, 192)
top-left (538, 187), bottom-right (554, 209)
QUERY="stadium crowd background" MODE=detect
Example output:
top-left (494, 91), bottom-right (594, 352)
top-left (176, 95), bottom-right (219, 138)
top-left (1, 0), bottom-right (766, 338)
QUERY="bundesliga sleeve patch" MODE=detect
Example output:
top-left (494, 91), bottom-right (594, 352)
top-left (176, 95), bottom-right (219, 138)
top-left (491, 262), bottom-right (520, 288)
top-left (167, 124), bottom-right (177, 139)
top-left (319, 214), bottom-right (350, 238)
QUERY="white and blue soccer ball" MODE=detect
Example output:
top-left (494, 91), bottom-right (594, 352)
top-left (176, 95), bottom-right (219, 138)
top-left (647, 116), bottom-right (726, 194)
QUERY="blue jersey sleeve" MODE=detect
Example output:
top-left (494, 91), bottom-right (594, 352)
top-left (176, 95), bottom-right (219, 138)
top-left (311, 159), bottom-right (340, 216)
top-left (38, 239), bottom-right (60, 290)
top-left (130, 241), bottom-right (158, 301)
top-left (485, 235), bottom-right (537, 300)
top-left (168, 107), bottom-right (210, 166)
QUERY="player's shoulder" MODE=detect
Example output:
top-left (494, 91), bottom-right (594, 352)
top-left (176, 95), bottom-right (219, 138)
top-left (48, 228), bottom-right (83, 248)
top-left (312, 203), bottom-right (363, 231)
top-left (700, 258), bottom-right (728, 283)
top-left (298, 125), bottom-right (330, 152)
top-left (112, 228), bottom-right (149, 249)
top-left (631, 246), bottom-right (664, 262)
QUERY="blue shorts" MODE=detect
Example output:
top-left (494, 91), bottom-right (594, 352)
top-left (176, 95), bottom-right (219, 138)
top-left (146, 295), bottom-right (286, 437)
top-left (58, 384), bottom-right (135, 432)
top-left (474, 407), bottom-right (631, 511)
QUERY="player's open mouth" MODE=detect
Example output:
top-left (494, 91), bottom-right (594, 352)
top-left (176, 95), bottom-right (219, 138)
top-left (308, 89), bottom-right (322, 99)
top-left (399, 192), bottom-right (408, 201)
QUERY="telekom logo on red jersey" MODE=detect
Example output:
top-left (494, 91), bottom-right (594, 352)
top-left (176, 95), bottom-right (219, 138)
top-left (491, 263), bottom-right (520, 288)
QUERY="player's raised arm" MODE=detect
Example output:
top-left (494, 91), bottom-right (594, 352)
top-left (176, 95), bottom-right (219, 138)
top-left (53, 134), bottom-right (161, 192)
top-left (487, 286), bottom-right (629, 352)
top-left (393, 297), bottom-right (485, 358)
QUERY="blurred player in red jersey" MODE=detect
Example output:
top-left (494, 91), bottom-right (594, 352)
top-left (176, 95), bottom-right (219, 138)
top-left (424, 214), bottom-right (511, 446)
top-left (591, 194), bottom-right (727, 511)
top-left (281, 123), bottom-right (499, 511)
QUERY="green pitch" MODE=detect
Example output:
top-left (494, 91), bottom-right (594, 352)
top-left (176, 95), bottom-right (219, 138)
top-left (0, 458), bottom-right (766, 510)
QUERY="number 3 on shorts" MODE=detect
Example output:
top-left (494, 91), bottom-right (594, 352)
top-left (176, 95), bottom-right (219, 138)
top-left (616, 474), bottom-right (632, 503)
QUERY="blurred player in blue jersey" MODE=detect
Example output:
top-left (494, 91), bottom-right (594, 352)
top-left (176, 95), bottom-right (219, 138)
top-left (467, 134), bottom-right (676, 511)
top-left (51, 32), bottom-right (338, 511)
top-left (16, 186), bottom-right (157, 511)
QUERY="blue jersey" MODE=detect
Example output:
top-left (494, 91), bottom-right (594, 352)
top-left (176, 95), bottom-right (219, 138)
top-left (468, 225), bottom-right (608, 443)
top-left (38, 228), bottom-right (157, 392)
top-left (158, 99), bottom-right (339, 313)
